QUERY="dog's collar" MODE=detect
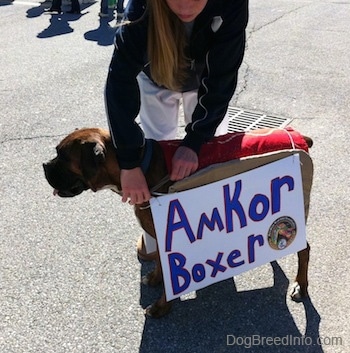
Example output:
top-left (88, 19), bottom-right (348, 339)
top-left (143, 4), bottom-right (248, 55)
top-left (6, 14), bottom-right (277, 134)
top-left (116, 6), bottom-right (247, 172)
top-left (140, 138), bottom-right (171, 196)
top-left (140, 139), bottom-right (153, 174)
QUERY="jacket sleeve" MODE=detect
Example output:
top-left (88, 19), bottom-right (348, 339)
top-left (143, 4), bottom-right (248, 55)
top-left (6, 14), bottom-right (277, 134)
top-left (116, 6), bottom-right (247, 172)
top-left (181, 0), bottom-right (249, 154)
top-left (105, 23), bottom-right (147, 169)
top-left (124, 0), bottom-right (146, 21)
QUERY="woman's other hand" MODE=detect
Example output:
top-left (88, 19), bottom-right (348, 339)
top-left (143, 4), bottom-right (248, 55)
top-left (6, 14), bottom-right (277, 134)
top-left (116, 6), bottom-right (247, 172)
top-left (120, 168), bottom-right (151, 205)
top-left (170, 146), bottom-right (199, 181)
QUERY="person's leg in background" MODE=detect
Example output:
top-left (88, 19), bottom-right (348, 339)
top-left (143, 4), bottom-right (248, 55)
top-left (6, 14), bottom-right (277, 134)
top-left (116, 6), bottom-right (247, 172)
top-left (45, 0), bottom-right (62, 13)
top-left (68, 0), bottom-right (81, 14)
top-left (99, 0), bottom-right (109, 17)
top-left (116, 0), bottom-right (124, 21)
top-left (116, 0), bottom-right (124, 13)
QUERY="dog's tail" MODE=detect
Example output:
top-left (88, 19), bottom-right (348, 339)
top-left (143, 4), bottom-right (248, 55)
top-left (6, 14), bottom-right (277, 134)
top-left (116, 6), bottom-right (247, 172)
top-left (303, 135), bottom-right (313, 148)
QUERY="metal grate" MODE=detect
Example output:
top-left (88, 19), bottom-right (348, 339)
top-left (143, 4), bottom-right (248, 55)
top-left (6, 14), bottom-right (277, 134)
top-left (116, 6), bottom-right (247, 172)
top-left (227, 107), bottom-right (292, 132)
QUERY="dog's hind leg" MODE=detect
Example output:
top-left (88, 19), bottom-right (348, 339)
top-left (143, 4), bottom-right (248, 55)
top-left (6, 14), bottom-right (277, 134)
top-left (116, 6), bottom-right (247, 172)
top-left (290, 242), bottom-right (310, 300)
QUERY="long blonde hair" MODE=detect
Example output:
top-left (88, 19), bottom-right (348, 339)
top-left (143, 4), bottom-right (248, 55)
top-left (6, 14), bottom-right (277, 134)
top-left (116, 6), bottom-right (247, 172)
top-left (147, 0), bottom-right (188, 91)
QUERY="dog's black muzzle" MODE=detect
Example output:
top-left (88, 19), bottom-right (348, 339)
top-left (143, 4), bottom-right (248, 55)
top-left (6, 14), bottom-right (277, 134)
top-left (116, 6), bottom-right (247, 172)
top-left (43, 160), bottom-right (89, 197)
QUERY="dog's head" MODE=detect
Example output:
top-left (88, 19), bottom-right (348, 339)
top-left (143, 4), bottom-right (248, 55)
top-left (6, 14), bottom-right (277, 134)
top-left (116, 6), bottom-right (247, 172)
top-left (43, 128), bottom-right (108, 197)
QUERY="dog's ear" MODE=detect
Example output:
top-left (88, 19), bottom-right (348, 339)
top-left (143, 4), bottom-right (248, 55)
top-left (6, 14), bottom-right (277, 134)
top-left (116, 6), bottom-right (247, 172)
top-left (80, 141), bottom-right (106, 180)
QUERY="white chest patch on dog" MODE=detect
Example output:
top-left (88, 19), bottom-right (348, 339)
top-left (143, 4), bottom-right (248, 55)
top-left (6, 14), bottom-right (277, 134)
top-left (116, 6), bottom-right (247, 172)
top-left (99, 185), bottom-right (122, 195)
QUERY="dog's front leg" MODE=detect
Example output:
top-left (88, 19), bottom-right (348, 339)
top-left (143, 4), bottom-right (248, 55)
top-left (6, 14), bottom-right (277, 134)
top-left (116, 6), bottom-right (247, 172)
top-left (142, 252), bottom-right (163, 287)
top-left (142, 256), bottom-right (173, 318)
top-left (290, 242), bottom-right (310, 300)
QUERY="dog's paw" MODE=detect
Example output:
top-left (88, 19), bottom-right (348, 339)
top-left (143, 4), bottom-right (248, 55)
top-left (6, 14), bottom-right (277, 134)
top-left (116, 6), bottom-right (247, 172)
top-left (145, 301), bottom-right (172, 318)
top-left (290, 282), bottom-right (308, 301)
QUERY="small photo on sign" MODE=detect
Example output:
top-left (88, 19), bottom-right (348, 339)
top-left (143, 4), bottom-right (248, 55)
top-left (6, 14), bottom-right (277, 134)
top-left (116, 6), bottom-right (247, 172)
top-left (268, 216), bottom-right (297, 250)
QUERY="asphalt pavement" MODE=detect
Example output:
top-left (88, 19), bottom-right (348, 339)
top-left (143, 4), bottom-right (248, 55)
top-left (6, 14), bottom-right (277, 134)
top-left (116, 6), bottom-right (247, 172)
top-left (1, 0), bottom-right (349, 352)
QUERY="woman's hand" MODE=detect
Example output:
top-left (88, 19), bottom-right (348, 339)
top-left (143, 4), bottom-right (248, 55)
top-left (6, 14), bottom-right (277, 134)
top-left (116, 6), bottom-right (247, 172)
top-left (120, 168), bottom-right (151, 205)
top-left (170, 146), bottom-right (199, 181)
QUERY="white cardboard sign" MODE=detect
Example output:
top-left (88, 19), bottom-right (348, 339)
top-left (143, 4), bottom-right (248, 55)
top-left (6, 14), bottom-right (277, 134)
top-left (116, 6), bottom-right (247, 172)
top-left (150, 154), bottom-right (307, 301)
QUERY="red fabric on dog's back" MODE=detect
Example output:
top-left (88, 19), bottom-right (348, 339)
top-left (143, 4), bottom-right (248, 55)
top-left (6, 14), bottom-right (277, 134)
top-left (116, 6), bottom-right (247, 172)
top-left (158, 127), bottom-right (309, 174)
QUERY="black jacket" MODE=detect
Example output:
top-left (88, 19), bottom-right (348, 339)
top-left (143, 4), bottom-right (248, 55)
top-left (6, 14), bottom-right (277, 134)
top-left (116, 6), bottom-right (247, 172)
top-left (105, 0), bottom-right (249, 169)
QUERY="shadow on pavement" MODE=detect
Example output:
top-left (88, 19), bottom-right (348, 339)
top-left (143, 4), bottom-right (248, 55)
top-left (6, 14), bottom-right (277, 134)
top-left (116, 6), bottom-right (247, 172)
top-left (37, 14), bottom-right (74, 38)
top-left (23, 2), bottom-right (96, 39)
top-left (84, 18), bottom-right (116, 46)
top-left (138, 261), bottom-right (323, 353)
top-left (36, 12), bottom-right (89, 38)
top-left (26, 1), bottom-right (95, 19)
top-left (26, 1), bottom-right (47, 18)
top-left (0, 0), bottom-right (14, 6)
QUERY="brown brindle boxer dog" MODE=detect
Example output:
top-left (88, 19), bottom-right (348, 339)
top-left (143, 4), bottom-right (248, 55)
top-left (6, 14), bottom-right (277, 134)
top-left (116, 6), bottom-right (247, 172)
top-left (43, 127), bottom-right (312, 318)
